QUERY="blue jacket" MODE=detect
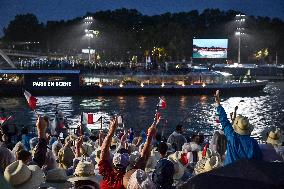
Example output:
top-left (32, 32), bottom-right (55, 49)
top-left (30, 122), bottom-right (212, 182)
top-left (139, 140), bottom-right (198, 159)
top-left (217, 105), bottom-right (262, 165)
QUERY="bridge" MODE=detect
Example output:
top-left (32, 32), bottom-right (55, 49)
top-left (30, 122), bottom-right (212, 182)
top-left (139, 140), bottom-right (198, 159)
top-left (0, 49), bottom-right (49, 68)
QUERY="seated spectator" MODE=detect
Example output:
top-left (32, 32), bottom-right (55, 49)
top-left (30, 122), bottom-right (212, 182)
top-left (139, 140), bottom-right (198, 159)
top-left (259, 129), bottom-right (283, 161)
top-left (40, 168), bottom-right (72, 189)
top-left (214, 90), bottom-right (262, 165)
top-left (4, 160), bottom-right (44, 189)
top-left (68, 161), bottom-right (100, 189)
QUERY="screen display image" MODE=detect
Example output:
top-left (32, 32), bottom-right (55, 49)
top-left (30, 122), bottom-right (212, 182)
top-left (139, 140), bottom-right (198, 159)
top-left (193, 39), bottom-right (228, 58)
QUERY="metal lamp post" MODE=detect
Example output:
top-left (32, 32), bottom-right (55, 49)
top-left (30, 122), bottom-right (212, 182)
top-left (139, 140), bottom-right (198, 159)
top-left (84, 16), bottom-right (93, 66)
top-left (84, 29), bottom-right (99, 67)
top-left (235, 14), bottom-right (245, 64)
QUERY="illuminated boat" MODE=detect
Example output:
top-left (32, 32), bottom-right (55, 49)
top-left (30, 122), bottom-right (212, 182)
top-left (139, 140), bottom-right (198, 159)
top-left (0, 69), bottom-right (267, 96)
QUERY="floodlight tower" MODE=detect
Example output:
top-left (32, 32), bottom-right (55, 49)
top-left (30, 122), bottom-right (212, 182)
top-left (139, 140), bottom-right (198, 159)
top-left (84, 16), bottom-right (94, 65)
top-left (235, 14), bottom-right (245, 64)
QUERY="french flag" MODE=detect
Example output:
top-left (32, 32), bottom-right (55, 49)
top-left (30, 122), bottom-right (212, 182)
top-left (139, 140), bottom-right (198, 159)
top-left (82, 112), bottom-right (94, 124)
top-left (24, 90), bottom-right (37, 110)
top-left (0, 116), bottom-right (13, 125)
top-left (157, 97), bottom-right (167, 109)
top-left (0, 117), bottom-right (7, 125)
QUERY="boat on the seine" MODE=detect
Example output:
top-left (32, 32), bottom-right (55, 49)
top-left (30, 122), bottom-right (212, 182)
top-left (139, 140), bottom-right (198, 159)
top-left (0, 68), bottom-right (267, 96)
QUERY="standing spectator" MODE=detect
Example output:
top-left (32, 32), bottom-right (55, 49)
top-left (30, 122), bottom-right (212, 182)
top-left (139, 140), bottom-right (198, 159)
top-left (167, 125), bottom-right (187, 151)
top-left (214, 90), bottom-right (262, 165)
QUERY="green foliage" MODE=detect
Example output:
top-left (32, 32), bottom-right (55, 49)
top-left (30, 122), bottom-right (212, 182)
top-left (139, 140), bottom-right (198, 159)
top-left (2, 9), bottom-right (284, 63)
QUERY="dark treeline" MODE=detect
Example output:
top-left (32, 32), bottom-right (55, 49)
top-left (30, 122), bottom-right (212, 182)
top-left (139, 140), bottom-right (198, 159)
top-left (1, 8), bottom-right (284, 63)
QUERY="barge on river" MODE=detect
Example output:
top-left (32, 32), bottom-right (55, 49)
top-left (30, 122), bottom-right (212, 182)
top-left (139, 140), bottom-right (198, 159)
top-left (0, 69), bottom-right (267, 96)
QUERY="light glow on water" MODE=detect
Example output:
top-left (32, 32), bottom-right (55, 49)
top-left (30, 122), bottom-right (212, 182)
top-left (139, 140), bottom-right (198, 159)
top-left (0, 82), bottom-right (283, 139)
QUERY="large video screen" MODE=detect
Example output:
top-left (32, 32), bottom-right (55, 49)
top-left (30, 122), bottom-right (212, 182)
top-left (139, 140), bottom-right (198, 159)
top-left (193, 39), bottom-right (228, 58)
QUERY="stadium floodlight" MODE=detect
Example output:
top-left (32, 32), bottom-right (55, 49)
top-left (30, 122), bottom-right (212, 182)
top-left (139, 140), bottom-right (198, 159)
top-left (235, 14), bottom-right (246, 64)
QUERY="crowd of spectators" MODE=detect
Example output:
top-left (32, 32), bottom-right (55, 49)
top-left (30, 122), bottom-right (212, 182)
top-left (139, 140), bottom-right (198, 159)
top-left (0, 90), bottom-right (283, 189)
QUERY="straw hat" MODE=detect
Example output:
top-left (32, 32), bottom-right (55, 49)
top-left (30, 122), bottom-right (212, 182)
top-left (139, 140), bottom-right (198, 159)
top-left (204, 156), bottom-right (221, 172)
top-left (266, 130), bottom-right (283, 146)
top-left (68, 161), bottom-right (100, 186)
top-left (232, 115), bottom-right (253, 135)
top-left (194, 155), bottom-right (221, 175)
top-left (167, 152), bottom-right (185, 180)
top-left (4, 160), bottom-right (44, 189)
top-left (145, 150), bottom-right (161, 173)
top-left (40, 168), bottom-right (72, 189)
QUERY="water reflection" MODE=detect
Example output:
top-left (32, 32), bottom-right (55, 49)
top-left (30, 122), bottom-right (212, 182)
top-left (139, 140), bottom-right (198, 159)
top-left (0, 82), bottom-right (283, 137)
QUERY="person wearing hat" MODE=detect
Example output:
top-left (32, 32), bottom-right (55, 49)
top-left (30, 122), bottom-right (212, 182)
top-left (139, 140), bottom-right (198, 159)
top-left (4, 160), bottom-right (44, 189)
top-left (68, 161), bottom-right (100, 189)
top-left (40, 168), bottom-right (72, 189)
top-left (215, 90), bottom-right (262, 165)
top-left (258, 129), bottom-right (283, 162)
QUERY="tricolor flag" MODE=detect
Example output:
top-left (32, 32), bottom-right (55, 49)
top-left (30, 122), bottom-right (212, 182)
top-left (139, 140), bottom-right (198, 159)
top-left (82, 112), bottom-right (94, 124)
top-left (0, 117), bottom-right (7, 125)
top-left (0, 116), bottom-right (12, 126)
top-left (202, 143), bottom-right (209, 157)
top-left (24, 90), bottom-right (37, 110)
top-left (157, 97), bottom-right (166, 109)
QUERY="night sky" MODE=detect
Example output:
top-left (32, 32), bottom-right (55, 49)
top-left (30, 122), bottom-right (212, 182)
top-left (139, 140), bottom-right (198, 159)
top-left (1, 0), bottom-right (284, 36)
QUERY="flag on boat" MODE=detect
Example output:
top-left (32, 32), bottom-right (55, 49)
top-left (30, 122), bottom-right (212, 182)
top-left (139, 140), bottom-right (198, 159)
top-left (157, 97), bottom-right (167, 109)
top-left (24, 90), bottom-right (37, 110)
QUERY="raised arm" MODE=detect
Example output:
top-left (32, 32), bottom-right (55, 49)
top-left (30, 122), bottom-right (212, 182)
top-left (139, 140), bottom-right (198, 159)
top-left (100, 117), bottom-right (118, 161)
top-left (215, 90), bottom-right (234, 138)
top-left (33, 116), bottom-right (48, 167)
top-left (133, 122), bottom-right (157, 170)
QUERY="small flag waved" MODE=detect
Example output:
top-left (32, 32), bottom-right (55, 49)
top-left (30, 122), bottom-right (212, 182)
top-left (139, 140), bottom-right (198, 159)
top-left (157, 97), bottom-right (167, 109)
top-left (24, 90), bottom-right (37, 110)
top-left (0, 116), bottom-right (12, 126)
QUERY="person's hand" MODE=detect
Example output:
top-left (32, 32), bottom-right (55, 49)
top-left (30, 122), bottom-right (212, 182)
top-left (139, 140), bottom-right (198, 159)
top-left (75, 136), bottom-right (83, 149)
top-left (230, 112), bottom-right (233, 121)
top-left (234, 106), bottom-right (238, 111)
top-left (109, 117), bottom-right (118, 135)
top-left (215, 90), bottom-right (221, 106)
top-left (36, 116), bottom-right (48, 138)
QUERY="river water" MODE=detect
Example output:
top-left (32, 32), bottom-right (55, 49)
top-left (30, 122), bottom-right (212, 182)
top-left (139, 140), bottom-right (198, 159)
top-left (0, 81), bottom-right (283, 137)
